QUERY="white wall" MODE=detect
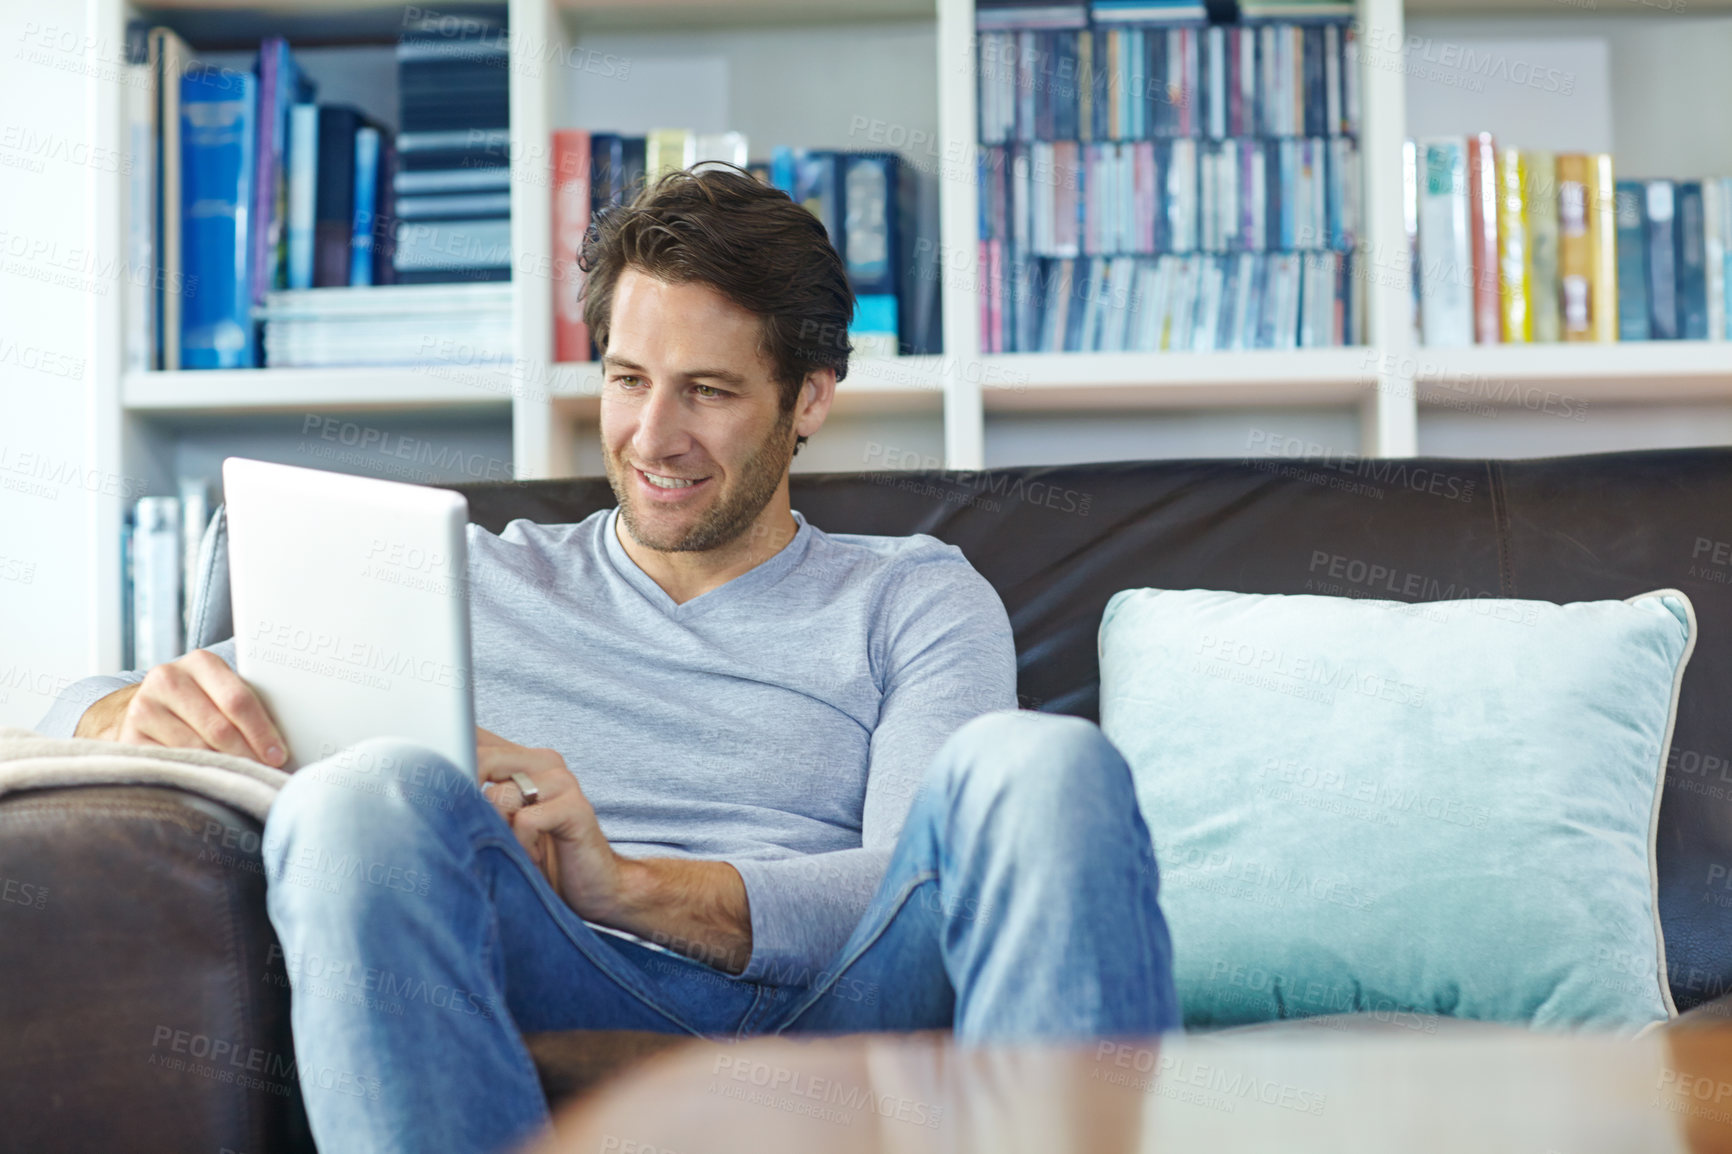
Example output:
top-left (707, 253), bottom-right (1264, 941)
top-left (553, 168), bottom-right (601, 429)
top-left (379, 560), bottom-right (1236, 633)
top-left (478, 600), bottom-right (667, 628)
top-left (0, 3), bottom-right (101, 727)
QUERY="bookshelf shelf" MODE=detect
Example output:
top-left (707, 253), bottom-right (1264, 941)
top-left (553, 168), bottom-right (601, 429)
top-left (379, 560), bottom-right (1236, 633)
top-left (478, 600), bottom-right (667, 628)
top-left (544, 357), bottom-right (948, 420)
top-left (1410, 343), bottom-right (1732, 406)
top-left (980, 350), bottom-right (1379, 412)
top-left (121, 368), bottom-right (518, 414)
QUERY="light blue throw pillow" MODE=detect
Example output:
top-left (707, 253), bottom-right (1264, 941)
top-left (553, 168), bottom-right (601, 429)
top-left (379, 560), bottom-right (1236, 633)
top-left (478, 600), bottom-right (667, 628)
top-left (1098, 587), bottom-right (1696, 1032)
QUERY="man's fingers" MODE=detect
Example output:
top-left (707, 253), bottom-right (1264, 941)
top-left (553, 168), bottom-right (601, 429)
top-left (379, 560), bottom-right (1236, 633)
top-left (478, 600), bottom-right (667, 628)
top-left (184, 651), bottom-right (286, 765)
top-left (123, 693), bottom-right (211, 751)
top-left (148, 662), bottom-right (259, 761)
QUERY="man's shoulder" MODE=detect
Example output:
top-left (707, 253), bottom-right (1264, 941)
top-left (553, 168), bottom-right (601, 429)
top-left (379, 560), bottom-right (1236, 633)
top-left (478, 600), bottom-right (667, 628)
top-left (465, 508), bottom-right (610, 557)
top-left (805, 522), bottom-right (997, 607)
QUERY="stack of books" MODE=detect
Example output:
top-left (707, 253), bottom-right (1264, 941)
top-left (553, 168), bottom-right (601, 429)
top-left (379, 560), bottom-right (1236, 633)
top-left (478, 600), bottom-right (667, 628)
top-left (1411, 135), bottom-right (1732, 345)
top-left (975, 3), bottom-right (1363, 354)
top-left (258, 282), bottom-right (513, 368)
top-left (392, 16), bottom-right (513, 285)
top-left (124, 27), bottom-right (407, 371)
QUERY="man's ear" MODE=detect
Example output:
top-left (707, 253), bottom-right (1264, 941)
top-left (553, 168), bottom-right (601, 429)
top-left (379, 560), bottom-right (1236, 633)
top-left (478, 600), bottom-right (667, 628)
top-left (794, 368), bottom-right (838, 443)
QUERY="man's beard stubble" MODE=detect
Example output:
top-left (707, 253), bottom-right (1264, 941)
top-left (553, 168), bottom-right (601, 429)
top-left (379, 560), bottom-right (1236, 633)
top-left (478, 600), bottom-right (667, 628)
top-left (606, 404), bottom-right (796, 554)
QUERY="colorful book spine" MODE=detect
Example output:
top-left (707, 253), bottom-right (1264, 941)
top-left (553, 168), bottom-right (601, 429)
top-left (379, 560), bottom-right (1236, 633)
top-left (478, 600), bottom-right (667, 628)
top-left (180, 67), bottom-right (258, 369)
top-left (313, 106), bottom-right (363, 288)
top-left (1465, 132), bottom-right (1500, 345)
top-left (1556, 154), bottom-right (1592, 342)
top-left (551, 129), bottom-right (592, 363)
top-left (1586, 153), bottom-right (1619, 342)
top-left (1645, 180), bottom-right (1679, 341)
top-left (286, 104), bottom-right (318, 290)
top-left (1676, 180), bottom-right (1709, 340)
top-left (348, 126), bottom-right (381, 287)
top-left (132, 496), bottom-right (183, 670)
top-left (1524, 151), bottom-right (1561, 344)
top-left (1706, 179), bottom-right (1727, 342)
top-left (125, 62), bottom-right (156, 372)
top-left (1614, 181), bottom-right (1651, 342)
top-left (1418, 138), bottom-right (1472, 347)
top-left (150, 27), bottom-right (192, 370)
top-left (1496, 147), bottom-right (1530, 343)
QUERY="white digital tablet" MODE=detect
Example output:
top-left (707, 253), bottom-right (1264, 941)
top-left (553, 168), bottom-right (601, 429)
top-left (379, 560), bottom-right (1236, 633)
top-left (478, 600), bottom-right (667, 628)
top-left (221, 456), bottom-right (477, 776)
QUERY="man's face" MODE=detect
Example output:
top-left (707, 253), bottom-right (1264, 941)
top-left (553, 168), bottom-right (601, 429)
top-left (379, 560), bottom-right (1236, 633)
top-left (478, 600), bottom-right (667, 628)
top-left (600, 269), bottom-right (799, 554)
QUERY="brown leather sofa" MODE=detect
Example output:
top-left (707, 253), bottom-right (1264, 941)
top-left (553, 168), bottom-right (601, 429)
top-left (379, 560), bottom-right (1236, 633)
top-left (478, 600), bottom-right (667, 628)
top-left (6, 448), bottom-right (1732, 1152)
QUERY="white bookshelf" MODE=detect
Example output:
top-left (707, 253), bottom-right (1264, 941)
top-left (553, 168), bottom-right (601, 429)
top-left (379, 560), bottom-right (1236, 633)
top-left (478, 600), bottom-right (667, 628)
top-left (71, 0), bottom-right (1732, 675)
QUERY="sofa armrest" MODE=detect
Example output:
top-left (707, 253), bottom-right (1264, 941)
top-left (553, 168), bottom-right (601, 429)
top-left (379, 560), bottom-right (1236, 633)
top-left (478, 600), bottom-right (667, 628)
top-left (0, 785), bottom-right (313, 1153)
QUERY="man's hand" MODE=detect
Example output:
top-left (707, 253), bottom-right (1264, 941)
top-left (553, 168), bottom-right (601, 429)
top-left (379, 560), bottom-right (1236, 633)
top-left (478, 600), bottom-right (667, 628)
top-left (76, 650), bottom-right (288, 767)
top-left (476, 726), bottom-right (753, 974)
top-left (477, 726), bottom-right (621, 910)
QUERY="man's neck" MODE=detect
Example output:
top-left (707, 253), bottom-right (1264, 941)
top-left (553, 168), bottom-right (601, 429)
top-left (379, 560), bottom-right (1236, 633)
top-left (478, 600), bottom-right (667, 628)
top-left (615, 504), bottom-right (800, 606)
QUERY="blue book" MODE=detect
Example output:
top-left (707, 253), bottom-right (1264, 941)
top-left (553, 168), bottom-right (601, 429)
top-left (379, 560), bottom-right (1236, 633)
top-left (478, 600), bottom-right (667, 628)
top-left (181, 68), bottom-right (258, 369)
top-left (1614, 180), bottom-right (1650, 342)
top-left (1645, 181), bottom-right (1679, 341)
top-left (250, 37), bottom-right (315, 305)
top-left (1676, 180), bottom-right (1708, 340)
top-left (286, 104), bottom-right (318, 290)
top-left (349, 126), bottom-right (381, 286)
top-left (841, 154), bottom-right (899, 294)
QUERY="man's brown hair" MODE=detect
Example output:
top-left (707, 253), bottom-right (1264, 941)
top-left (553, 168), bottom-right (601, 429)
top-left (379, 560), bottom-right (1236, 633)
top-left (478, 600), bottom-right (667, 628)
top-left (578, 165), bottom-right (855, 450)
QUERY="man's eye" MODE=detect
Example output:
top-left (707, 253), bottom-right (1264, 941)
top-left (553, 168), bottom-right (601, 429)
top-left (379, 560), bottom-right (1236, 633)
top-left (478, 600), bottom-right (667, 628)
top-left (614, 375), bottom-right (641, 387)
top-left (695, 385), bottom-right (727, 398)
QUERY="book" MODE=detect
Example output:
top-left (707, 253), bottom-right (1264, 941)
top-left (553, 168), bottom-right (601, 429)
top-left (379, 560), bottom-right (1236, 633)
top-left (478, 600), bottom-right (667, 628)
top-left (1676, 180), bottom-right (1709, 340)
top-left (1465, 132), bottom-right (1500, 345)
top-left (1496, 147), bottom-right (1530, 343)
top-left (1645, 180), bottom-right (1679, 341)
top-left (178, 476), bottom-right (209, 642)
top-left (1417, 138), bottom-right (1472, 347)
top-left (1586, 153), bottom-right (1619, 343)
top-left (180, 66), bottom-right (258, 369)
top-left (132, 496), bottom-right (183, 670)
top-left (125, 63), bottom-right (156, 372)
top-left (251, 38), bottom-right (314, 307)
top-left (646, 129), bottom-right (695, 182)
top-left (373, 134), bottom-right (399, 286)
top-left (1613, 180), bottom-right (1651, 342)
top-left (286, 104), bottom-right (318, 290)
top-left (1556, 154), bottom-right (1592, 342)
top-left (314, 106), bottom-right (367, 288)
top-left (551, 129), bottom-right (592, 363)
top-left (1706, 180), bottom-right (1726, 342)
top-left (693, 131), bottom-right (748, 168)
top-left (1524, 151), bottom-right (1561, 344)
top-left (1402, 139), bottom-right (1421, 344)
top-left (150, 27), bottom-right (193, 370)
top-left (349, 126), bottom-right (382, 287)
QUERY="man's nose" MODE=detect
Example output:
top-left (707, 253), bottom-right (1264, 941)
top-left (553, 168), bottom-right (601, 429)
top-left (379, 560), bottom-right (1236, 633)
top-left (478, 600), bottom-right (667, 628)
top-left (631, 383), bottom-right (693, 462)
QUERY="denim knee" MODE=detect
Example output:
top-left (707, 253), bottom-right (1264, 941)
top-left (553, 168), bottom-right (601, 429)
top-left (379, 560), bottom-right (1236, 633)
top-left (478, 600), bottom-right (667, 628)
top-left (263, 737), bottom-right (481, 890)
top-left (933, 709), bottom-right (1139, 834)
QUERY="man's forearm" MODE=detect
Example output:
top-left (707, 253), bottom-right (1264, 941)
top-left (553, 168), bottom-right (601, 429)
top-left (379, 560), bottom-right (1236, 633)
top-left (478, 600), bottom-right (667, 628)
top-left (588, 857), bottom-right (753, 975)
top-left (74, 684), bottom-right (139, 740)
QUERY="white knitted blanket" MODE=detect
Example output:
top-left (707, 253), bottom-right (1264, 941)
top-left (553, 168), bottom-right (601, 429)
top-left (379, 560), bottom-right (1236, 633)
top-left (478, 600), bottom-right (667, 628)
top-left (0, 726), bottom-right (288, 821)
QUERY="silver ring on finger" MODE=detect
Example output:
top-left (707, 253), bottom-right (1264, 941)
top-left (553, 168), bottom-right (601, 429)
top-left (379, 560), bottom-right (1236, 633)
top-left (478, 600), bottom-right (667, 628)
top-left (510, 771), bottom-right (540, 807)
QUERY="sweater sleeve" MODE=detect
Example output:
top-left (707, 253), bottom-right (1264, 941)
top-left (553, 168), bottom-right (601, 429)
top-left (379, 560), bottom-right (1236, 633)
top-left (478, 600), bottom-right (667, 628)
top-left (32, 637), bottom-right (240, 739)
top-left (730, 548), bottom-right (1018, 984)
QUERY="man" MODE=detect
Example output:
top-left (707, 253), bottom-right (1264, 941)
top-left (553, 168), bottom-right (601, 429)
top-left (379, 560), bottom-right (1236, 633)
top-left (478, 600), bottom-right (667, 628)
top-left (39, 167), bottom-right (1178, 1154)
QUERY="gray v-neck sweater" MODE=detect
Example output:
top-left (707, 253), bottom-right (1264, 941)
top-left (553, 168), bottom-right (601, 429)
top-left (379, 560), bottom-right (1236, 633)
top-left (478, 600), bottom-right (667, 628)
top-left (38, 507), bottom-right (1018, 984)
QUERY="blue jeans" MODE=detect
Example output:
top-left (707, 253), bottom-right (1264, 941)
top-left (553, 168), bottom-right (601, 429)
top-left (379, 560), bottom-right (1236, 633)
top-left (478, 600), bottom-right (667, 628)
top-left (261, 709), bottom-right (1178, 1154)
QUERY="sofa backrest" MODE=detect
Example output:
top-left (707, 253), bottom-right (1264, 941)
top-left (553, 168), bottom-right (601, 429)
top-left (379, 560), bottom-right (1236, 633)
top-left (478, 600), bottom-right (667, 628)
top-left (195, 448), bottom-right (1732, 1012)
